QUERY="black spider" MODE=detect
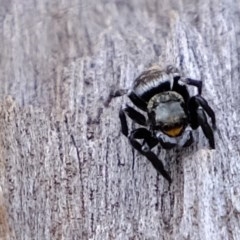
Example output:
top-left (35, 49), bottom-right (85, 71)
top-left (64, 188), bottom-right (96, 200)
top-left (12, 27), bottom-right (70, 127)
top-left (111, 65), bottom-right (216, 183)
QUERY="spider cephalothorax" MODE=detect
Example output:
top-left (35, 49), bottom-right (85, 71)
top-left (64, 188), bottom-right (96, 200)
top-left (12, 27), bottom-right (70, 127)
top-left (113, 65), bottom-right (216, 183)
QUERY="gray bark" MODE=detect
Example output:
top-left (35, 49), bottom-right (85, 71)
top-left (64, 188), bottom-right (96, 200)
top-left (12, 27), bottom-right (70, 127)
top-left (0, 0), bottom-right (240, 239)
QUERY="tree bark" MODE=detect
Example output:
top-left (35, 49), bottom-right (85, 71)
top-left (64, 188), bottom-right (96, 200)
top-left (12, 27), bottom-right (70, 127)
top-left (0, 0), bottom-right (240, 239)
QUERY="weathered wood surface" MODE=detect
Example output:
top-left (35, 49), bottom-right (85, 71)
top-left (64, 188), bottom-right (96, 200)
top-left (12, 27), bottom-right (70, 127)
top-left (0, 0), bottom-right (240, 239)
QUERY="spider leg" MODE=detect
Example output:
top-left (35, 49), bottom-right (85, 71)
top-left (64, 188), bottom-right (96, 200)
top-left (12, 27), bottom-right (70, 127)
top-left (119, 108), bottom-right (129, 137)
top-left (178, 78), bottom-right (202, 95)
top-left (104, 88), bottom-right (128, 107)
top-left (119, 104), bottom-right (147, 137)
top-left (107, 87), bottom-right (148, 111)
top-left (188, 96), bottom-right (215, 149)
top-left (119, 106), bottom-right (171, 182)
top-left (129, 128), bottom-right (172, 183)
top-left (130, 128), bottom-right (158, 150)
top-left (193, 95), bottom-right (216, 129)
top-left (197, 108), bottom-right (215, 149)
top-left (122, 104), bottom-right (147, 126)
top-left (110, 88), bottom-right (128, 97)
top-left (128, 91), bottom-right (148, 111)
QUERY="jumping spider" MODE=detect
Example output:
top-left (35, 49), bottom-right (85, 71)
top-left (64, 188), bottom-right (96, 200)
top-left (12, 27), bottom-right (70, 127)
top-left (112, 65), bottom-right (216, 183)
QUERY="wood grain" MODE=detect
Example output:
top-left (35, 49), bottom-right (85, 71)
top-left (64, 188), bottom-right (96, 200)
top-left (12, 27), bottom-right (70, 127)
top-left (0, 0), bottom-right (240, 239)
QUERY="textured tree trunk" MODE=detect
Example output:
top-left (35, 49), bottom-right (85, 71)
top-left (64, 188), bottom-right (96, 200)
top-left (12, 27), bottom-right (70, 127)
top-left (0, 0), bottom-right (240, 239)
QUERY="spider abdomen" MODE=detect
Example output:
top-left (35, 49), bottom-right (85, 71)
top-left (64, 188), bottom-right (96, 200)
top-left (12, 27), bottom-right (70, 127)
top-left (132, 65), bottom-right (180, 101)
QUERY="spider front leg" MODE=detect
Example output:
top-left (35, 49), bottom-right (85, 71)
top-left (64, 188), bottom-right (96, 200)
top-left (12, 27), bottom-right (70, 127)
top-left (119, 104), bottom-right (171, 183)
top-left (119, 104), bottom-right (147, 137)
top-left (129, 128), bottom-right (172, 183)
top-left (119, 105), bottom-right (156, 151)
top-left (188, 95), bottom-right (216, 149)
